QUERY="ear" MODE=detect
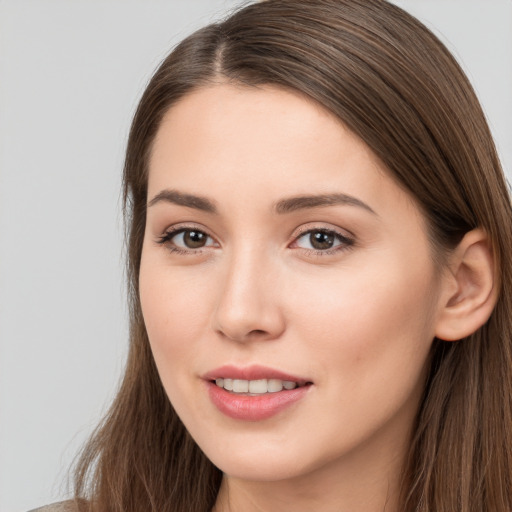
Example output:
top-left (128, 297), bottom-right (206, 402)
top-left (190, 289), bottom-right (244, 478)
top-left (435, 229), bottom-right (498, 341)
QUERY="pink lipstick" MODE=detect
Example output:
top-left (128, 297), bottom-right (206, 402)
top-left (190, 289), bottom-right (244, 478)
top-left (203, 365), bottom-right (312, 421)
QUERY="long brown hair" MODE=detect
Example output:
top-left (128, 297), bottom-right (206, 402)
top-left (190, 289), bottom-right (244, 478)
top-left (74, 1), bottom-right (512, 510)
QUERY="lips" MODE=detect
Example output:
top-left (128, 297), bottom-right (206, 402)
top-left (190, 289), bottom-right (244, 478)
top-left (202, 364), bottom-right (311, 385)
top-left (203, 365), bottom-right (313, 421)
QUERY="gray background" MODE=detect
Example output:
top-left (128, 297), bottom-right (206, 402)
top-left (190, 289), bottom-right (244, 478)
top-left (1, 1), bottom-right (510, 511)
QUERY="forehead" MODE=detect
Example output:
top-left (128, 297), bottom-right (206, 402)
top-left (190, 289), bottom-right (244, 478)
top-left (148, 83), bottom-right (419, 221)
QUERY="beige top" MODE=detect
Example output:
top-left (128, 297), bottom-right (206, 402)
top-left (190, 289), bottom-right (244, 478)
top-left (28, 501), bottom-right (77, 512)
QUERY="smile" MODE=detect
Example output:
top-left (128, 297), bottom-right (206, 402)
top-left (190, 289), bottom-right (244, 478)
top-left (214, 378), bottom-right (302, 394)
top-left (203, 365), bottom-right (313, 421)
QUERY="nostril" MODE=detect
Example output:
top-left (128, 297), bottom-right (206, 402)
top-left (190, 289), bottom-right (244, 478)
top-left (248, 329), bottom-right (268, 337)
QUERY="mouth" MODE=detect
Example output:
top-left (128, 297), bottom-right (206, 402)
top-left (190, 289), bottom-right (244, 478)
top-left (203, 365), bottom-right (313, 421)
top-left (211, 378), bottom-right (311, 395)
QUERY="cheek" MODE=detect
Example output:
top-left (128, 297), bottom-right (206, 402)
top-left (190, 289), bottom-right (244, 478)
top-left (286, 252), bottom-right (438, 385)
top-left (276, 254), bottom-right (438, 459)
top-left (139, 253), bottom-right (215, 376)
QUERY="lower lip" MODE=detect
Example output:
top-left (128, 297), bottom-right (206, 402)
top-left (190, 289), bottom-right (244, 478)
top-left (206, 381), bottom-right (311, 421)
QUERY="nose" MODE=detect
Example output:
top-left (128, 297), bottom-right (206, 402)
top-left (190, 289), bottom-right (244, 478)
top-left (212, 247), bottom-right (286, 343)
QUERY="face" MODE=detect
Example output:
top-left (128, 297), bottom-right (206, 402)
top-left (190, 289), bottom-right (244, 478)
top-left (139, 84), bottom-right (444, 484)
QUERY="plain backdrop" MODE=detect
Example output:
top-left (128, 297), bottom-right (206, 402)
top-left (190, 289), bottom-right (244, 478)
top-left (1, 1), bottom-right (511, 511)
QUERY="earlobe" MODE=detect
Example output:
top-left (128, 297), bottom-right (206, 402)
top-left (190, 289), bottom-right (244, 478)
top-left (435, 229), bottom-right (498, 341)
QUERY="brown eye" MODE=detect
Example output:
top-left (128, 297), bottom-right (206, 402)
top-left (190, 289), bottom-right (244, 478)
top-left (310, 231), bottom-right (335, 250)
top-left (158, 228), bottom-right (216, 251)
top-left (182, 230), bottom-right (208, 248)
top-left (294, 228), bottom-right (354, 253)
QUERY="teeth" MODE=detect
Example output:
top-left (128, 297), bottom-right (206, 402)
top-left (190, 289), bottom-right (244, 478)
top-left (214, 378), bottom-right (299, 394)
top-left (267, 379), bottom-right (283, 392)
top-left (233, 379), bottom-right (249, 393)
top-left (248, 379), bottom-right (267, 394)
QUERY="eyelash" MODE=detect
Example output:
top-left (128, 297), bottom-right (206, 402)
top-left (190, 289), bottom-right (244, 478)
top-left (155, 226), bottom-right (355, 257)
top-left (293, 227), bottom-right (355, 256)
top-left (156, 227), bottom-right (214, 255)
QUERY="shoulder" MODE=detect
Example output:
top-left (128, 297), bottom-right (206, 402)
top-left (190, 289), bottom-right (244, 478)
top-left (28, 501), bottom-right (78, 512)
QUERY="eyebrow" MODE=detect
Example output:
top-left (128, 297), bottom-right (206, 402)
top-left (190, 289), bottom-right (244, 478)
top-left (147, 189), bottom-right (377, 216)
top-left (147, 189), bottom-right (218, 213)
top-left (274, 193), bottom-right (377, 216)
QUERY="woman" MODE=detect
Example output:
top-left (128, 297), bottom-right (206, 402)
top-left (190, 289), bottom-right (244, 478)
top-left (34, 0), bottom-right (512, 510)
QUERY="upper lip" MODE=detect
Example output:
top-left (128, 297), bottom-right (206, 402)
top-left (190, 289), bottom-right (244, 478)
top-left (202, 365), bottom-right (312, 386)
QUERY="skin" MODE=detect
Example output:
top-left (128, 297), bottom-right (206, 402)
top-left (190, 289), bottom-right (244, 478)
top-left (139, 83), bottom-right (455, 512)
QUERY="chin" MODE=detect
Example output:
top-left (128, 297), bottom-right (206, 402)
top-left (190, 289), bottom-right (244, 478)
top-left (194, 433), bottom-right (321, 482)
top-left (213, 455), bottom-right (309, 482)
